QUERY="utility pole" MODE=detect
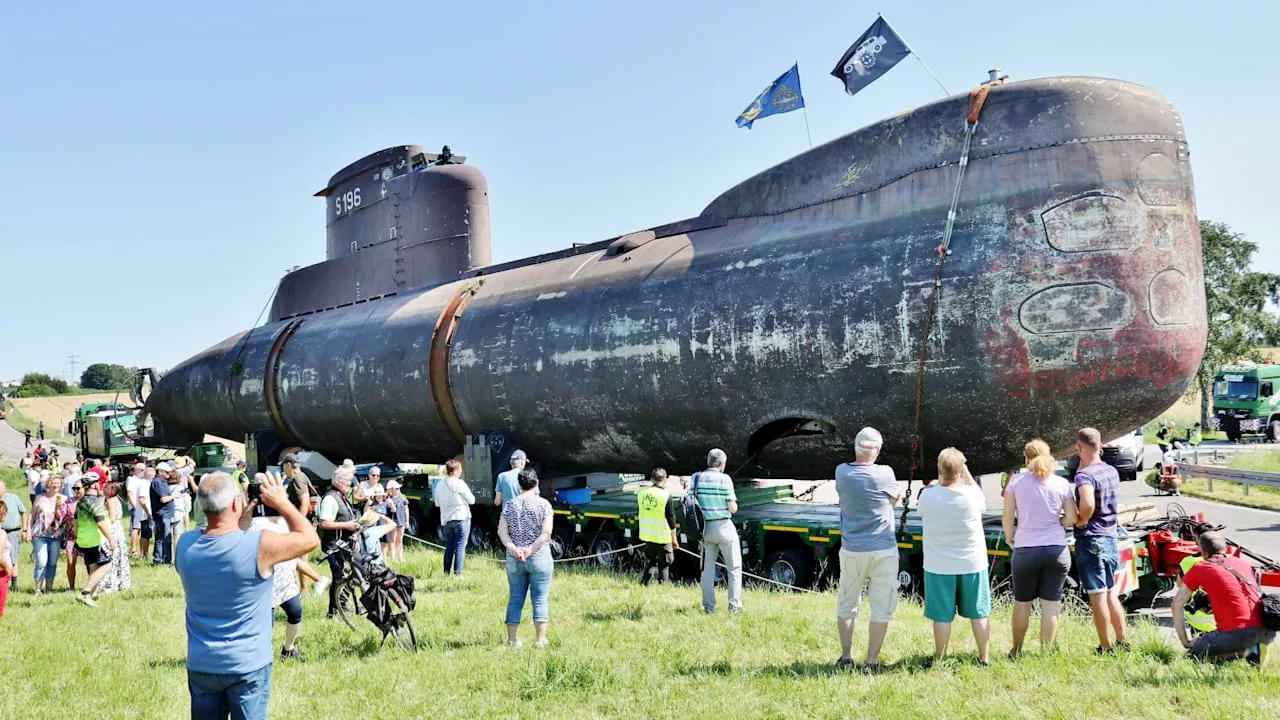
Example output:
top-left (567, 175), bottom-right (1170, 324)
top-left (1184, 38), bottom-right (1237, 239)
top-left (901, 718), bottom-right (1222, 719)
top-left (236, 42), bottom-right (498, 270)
top-left (67, 354), bottom-right (78, 384)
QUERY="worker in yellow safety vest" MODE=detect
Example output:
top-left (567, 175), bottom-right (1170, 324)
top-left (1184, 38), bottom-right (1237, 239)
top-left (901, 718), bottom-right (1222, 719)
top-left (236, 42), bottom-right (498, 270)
top-left (232, 460), bottom-right (250, 490)
top-left (637, 467), bottom-right (679, 585)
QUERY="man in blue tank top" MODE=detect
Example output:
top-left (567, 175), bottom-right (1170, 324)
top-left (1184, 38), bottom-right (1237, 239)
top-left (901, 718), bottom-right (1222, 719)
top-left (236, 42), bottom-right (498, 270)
top-left (176, 471), bottom-right (319, 720)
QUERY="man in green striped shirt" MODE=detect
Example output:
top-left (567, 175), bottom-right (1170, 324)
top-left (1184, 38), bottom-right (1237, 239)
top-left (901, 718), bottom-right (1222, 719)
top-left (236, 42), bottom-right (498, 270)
top-left (693, 449), bottom-right (741, 613)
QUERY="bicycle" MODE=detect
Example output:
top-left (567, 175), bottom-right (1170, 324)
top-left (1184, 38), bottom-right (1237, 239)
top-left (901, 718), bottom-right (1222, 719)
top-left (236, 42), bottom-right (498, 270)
top-left (322, 538), bottom-right (418, 651)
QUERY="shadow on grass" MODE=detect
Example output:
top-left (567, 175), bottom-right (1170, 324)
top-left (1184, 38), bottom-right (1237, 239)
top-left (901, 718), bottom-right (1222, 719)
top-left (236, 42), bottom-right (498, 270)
top-left (144, 657), bottom-right (186, 671)
top-left (674, 659), bottom-right (735, 677)
top-left (329, 634), bottom-right (388, 659)
top-left (760, 653), bottom-right (1001, 678)
top-left (428, 637), bottom-right (492, 651)
top-left (584, 604), bottom-right (645, 622)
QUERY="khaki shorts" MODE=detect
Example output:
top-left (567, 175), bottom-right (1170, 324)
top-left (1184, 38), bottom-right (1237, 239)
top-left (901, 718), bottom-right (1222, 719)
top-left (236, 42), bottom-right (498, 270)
top-left (837, 547), bottom-right (900, 622)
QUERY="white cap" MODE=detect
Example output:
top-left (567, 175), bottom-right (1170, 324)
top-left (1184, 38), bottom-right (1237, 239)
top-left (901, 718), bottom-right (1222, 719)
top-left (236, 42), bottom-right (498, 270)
top-left (855, 427), bottom-right (884, 450)
top-left (157, 462), bottom-right (173, 472)
top-left (385, 480), bottom-right (402, 490)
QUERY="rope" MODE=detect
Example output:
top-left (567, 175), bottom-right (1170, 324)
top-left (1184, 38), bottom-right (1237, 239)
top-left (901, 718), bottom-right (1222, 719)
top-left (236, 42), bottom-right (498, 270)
top-left (675, 545), bottom-right (821, 595)
top-left (403, 531), bottom-right (641, 564)
top-left (901, 78), bottom-right (1003, 533)
top-left (404, 531), bottom-right (821, 593)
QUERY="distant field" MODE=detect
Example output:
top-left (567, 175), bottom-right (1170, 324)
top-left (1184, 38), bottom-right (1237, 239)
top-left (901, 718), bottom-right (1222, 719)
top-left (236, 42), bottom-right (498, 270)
top-left (10, 391), bottom-right (126, 433)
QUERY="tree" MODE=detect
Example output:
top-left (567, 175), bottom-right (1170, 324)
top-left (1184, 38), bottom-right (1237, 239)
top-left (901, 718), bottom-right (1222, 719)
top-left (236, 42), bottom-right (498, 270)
top-left (1194, 220), bottom-right (1280, 426)
top-left (80, 363), bottom-right (137, 391)
top-left (20, 372), bottom-right (68, 394)
top-left (15, 383), bottom-right (56, 398)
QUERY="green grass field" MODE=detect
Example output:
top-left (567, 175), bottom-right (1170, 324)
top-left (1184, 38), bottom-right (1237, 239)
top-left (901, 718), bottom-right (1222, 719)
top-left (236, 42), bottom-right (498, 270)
top-left (2, 540), bottom-right (1277, 719)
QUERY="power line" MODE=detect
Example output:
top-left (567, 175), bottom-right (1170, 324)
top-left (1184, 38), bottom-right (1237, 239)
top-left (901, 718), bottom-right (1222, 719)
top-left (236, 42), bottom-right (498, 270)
top-left (67, 354), bottom-right (78, 383)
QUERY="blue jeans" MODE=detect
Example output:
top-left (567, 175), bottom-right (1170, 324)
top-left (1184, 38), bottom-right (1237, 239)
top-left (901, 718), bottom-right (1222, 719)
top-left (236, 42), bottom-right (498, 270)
top-left (187, 663), bottom-right (272, 720)
top-left (1074, 535), bottom-right (1119, 595)
top-left (32, 536), bottom-right (61, 582)
top-left (505, 552), bottom-right (553, 625)
top-left (153, 517), bottom-right (172, 564)
top-left (442, 519), bottom-right (470, 575)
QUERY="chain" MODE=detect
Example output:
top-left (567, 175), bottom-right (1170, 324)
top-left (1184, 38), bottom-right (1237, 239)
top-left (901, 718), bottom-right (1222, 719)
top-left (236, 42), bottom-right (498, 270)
top-left (901, 79), bottom-right (1000, 532)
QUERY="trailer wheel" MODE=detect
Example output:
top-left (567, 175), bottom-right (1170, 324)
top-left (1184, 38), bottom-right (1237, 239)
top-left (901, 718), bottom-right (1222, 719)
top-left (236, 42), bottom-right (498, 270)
top-left (469, 523), bottom-right (493, 551)
top-left (1269, 420), bottom-right (1280, 443)
top-left (549, 526), bottom-right (574, 561)
top-left (765, 549), bottom-right (813, 589)
top-left (589, 529), bottom-right (625, 568)
top-left (405, 504), bottom-right (427, 540)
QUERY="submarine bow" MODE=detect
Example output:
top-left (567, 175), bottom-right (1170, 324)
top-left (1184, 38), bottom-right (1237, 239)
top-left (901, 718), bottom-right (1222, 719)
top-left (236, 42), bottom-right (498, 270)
top-left (148, 77), bottom-right (1206, 478)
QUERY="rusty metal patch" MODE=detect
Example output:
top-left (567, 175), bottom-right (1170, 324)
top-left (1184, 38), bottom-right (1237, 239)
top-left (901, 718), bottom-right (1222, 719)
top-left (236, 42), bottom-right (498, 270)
top-left (1041, 194), bottom-right (1141, 253)
top-left (1019, 283), bottom-right (1134, 334)
top-left (1148, 267), bottom-right (1193, 325)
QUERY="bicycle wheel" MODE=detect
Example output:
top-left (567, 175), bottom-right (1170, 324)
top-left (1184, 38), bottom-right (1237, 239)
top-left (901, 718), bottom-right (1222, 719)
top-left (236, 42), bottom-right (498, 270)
top-left (385, 587), bottom-right (417, 652)
top-left (334, 580), bottom-right (359, 631)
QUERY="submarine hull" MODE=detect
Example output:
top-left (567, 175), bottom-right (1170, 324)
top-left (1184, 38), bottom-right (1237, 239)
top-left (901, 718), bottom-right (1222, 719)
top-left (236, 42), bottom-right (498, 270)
top-left (148, 77), bottom-right (1206, 478)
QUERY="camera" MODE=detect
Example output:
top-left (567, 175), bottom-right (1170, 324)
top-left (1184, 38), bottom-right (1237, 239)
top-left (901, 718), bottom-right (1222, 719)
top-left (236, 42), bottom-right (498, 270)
top-left (247, 482), bottom-right (280, 517)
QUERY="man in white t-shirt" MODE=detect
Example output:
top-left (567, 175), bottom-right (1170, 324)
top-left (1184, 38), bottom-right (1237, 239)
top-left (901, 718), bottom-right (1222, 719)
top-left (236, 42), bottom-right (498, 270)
top-left (125, 463), bottom-right (151, 557)
top-left (917, 447), bottom-right (991, 667)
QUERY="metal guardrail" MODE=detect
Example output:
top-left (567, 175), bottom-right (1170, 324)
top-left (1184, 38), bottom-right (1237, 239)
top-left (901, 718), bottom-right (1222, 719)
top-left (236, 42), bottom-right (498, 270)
top-left (1179, 463), bottom-right (1280, 495)
top-left (1170, 445), bottom-right (1270, 464)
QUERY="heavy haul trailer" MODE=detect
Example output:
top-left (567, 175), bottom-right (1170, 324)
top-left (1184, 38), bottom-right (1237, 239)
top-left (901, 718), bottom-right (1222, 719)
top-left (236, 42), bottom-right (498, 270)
top-left (353, 454), bottom-right (1280, 612)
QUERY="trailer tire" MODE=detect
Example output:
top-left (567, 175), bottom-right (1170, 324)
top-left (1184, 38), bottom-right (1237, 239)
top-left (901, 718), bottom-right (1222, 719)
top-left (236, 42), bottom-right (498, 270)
top-left (549, 525), bottom-right (574, 561)
top-left (469, 523), bottom-right (493, 551)
top-left (405, 504), bottom-right (427, 540)
top-left (589, 529), bottom-right (625, 568)
top-left (1269, 419), bottom-right (1280, 443)
top-left (765, 548), bottom-right (813, 589)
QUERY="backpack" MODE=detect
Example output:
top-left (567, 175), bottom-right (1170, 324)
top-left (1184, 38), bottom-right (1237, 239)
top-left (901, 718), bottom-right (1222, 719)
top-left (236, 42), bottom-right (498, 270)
top-left (680, 472), bottom-right (705, 533)
top-left (1210, 557), bottom-right (1280, 632)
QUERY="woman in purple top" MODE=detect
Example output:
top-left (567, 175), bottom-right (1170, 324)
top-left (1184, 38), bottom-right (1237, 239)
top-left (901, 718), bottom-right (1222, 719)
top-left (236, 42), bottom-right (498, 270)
top-left (1001, 439), bottom-right (1077, 656)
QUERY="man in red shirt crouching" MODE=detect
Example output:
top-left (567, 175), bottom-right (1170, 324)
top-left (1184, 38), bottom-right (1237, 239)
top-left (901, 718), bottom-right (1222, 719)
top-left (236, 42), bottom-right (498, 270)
top-left (1173, 531), bottom-right (1277, 662)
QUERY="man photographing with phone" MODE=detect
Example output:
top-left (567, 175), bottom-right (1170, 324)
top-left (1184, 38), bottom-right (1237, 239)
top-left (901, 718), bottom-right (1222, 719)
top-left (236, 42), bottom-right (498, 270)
top-left (176, 470), bottom-right (319, 720)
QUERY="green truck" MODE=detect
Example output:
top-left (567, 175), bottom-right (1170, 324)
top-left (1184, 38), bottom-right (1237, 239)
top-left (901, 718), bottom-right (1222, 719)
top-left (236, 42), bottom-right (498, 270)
top-left (1211, 361), bottom-right (1280, 442)
top-left (69, 402), bottom-right (151, 461)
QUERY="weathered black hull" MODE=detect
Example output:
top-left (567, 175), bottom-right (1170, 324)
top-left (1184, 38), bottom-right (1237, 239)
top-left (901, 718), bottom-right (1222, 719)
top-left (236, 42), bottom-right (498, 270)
top-left (148, 77), bottom-right (1206, 478)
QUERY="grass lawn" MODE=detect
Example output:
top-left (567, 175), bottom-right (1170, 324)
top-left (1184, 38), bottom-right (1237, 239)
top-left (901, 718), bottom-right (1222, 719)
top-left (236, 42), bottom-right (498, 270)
top-left (2, 541), bottom-right (1278, 719)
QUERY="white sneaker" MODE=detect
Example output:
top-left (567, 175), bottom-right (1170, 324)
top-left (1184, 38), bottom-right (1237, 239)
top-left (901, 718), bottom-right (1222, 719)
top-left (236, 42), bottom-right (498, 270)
top-left (535, 639), bottom-right (549, 648)
top-left (312, 577), bottom-right (331, 597)
top-left (507, 639), bottom-right (523, 649)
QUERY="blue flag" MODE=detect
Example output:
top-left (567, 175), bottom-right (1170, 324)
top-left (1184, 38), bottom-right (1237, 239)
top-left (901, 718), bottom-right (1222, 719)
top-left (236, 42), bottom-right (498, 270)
top-left (736, 64), bottom-right (805, 129)
top-left (830, 16), bottom-right (911, 96)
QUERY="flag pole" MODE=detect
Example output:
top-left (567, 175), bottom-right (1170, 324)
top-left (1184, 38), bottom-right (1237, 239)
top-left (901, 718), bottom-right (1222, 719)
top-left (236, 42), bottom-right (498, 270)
top-left (879, 14), bottom-right (950, 97)
top-left (798, 59), bottom-right (813, 149)
top-left (910, 54), bottom-right (950, 97)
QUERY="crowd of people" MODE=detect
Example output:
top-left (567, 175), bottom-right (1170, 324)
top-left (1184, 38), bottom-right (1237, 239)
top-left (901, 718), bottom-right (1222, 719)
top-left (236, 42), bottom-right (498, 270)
top-left (3, 425), bottom-right (1276, 719)
top-left (5, 452), bottom-right (143, 613)
top-left (828, 425), bottom-right (1274, 669)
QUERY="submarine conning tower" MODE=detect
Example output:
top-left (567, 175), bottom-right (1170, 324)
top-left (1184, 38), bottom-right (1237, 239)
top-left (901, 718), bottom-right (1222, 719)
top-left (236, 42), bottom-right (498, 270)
top-left (268, 144), bottom-right (492, 322)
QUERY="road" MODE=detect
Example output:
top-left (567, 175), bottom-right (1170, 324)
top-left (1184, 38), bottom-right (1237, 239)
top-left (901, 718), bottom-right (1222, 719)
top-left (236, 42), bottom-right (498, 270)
top-left (0, 420), bottom-right (77, 469)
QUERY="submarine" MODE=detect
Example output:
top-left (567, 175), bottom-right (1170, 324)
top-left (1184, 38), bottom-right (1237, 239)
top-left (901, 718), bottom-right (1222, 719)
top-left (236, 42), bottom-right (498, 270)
top-left (144, 76), bottom-right (1207, 479)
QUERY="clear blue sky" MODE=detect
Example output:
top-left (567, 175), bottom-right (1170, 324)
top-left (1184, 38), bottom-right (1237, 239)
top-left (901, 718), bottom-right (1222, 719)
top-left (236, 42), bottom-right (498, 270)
top-left (2, 0), bottom-right (1276, 382)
